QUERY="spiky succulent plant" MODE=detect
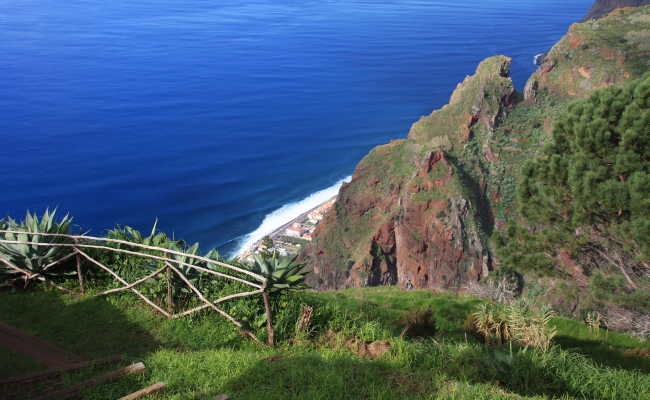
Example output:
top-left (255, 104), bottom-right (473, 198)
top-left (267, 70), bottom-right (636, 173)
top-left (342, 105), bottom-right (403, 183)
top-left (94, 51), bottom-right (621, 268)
top-left (247, 252), bottom-right (307, 293)
top-left (106, 219), bottom-right (183, 249)
top-left (0, 209), bottom-right (74, 282)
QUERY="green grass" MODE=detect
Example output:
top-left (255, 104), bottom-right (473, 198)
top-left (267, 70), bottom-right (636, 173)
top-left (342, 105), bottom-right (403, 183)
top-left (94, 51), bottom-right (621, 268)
top-left (1, 287), bottom-right (649, 399)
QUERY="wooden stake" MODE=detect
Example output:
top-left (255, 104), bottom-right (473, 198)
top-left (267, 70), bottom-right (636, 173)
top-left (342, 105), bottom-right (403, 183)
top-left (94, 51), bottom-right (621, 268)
top-left (0, 355), bottom-right (123, 385)
top-left (33, 362), bottom-right (146, 400)
top-left (75, 245), bottom-right (84, 294)
top-left (166, 263), bottom-right (173, 314)
top-left (262, 291), bottom-right (274, 347)
top-left (118, 382), bottom-right (167, 400)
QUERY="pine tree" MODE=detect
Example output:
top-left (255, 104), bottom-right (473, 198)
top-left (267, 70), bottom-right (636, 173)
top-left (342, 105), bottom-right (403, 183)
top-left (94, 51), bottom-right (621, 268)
top-left (502, 74), bottom-right (650, 284)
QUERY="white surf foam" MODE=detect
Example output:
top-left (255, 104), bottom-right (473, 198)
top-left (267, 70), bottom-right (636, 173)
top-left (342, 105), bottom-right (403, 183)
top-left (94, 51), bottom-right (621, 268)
top-left (234, 175), bottom-right (352, 256)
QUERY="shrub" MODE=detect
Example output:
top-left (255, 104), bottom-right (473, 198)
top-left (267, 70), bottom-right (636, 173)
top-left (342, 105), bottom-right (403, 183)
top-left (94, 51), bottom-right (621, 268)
top-left (467, 302), bottom-right (557, 351)
top-left (487, 268), bottom-right (524, 295)
top-left (519, 74), bottom-right (650, 250)
top-left (243, 252), bottom-right (308, 293)
top-left (619, 290), bottom-right (650, 314)
top-left (590, 273), bottom-right (627, 299)
top-left (467, 303), bottom-right (513, 345)
top-left (0, 209), bottom-right (75, 286)
top-left (587, 273), bottom-right (650, 316)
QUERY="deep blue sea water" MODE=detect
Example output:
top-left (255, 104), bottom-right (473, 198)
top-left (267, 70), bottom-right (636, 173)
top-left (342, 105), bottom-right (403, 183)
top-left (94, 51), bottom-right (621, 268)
top-left (0, 0), bottom-right (591, 255)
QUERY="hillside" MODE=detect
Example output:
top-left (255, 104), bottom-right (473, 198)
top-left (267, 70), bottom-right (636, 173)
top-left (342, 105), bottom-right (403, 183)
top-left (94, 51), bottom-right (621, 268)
top-left (584, 0), bottom-right (650, 20)
top-left (1, 288), bottom-right (649, 399)
top-left (306, 5), bottom-right (650, 305)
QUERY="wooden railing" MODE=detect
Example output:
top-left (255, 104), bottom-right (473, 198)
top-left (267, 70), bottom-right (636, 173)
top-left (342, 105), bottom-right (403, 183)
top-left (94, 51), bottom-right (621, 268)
top-left (0, 230), bottom-right (270, 344)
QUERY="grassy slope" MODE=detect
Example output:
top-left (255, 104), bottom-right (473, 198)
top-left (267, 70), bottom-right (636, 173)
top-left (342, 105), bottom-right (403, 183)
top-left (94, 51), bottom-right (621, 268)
top-left (1, 287), bottom-right (648, 400)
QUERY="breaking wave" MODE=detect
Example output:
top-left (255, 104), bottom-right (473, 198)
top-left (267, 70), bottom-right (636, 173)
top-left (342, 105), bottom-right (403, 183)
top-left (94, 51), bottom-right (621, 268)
top-left (234, 175), bottom-right (352, 256)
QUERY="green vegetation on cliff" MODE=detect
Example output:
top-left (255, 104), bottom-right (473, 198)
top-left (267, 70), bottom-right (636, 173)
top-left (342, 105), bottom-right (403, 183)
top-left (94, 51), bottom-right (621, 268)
top-left (495, 73), bottom-right (650, 320)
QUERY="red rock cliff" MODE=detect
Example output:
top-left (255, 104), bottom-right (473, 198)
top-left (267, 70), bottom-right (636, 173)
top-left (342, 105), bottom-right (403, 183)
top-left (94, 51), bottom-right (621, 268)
top-left (306, 57), bottom-right (514, 290)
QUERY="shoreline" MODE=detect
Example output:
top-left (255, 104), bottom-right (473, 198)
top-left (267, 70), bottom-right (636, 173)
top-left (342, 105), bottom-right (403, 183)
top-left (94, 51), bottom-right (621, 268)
top-left (237, 195), bottom-right (337, 260)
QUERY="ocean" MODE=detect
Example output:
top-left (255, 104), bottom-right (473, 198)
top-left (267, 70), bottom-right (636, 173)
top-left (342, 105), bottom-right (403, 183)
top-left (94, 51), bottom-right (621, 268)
top-left (0, 0), bottom-right (591, 255)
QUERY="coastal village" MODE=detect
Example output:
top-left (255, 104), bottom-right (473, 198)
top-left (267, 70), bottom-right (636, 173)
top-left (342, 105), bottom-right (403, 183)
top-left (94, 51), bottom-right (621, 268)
top-left (239, 198), bottom-right (335, 261)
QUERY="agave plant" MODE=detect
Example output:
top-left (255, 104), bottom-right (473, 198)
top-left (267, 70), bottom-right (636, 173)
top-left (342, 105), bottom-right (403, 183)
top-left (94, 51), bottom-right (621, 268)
top-left (167, 242), bottom-right (204, 289)
top-left (243, 252), bottom-right (308, 346)
top-left (0, 209), bottom-right (74, 284)
top-left (106, 219), bottom-right (183, 250)
top-left (247, 252), bottom-right (308, 293)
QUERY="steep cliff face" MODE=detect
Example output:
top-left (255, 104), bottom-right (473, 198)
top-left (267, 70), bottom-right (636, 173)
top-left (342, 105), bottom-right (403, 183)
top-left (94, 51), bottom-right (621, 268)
top-left (306, 6), bottom-right (650, 291)
top-left (306, 57), bottom-right (514, 290)
top-left (584, 0), bottom-right (650, 20)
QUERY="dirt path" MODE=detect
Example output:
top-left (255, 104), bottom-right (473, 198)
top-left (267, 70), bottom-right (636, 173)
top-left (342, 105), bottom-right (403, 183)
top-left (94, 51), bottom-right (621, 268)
top-left (0, 322), bottom-right (83, 368)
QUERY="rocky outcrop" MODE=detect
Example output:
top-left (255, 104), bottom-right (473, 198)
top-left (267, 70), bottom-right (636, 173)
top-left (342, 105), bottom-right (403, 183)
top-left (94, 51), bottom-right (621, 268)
top-left (526, 5), bottom-right (650, 100)
top-left (532, 0), bottom-right (649, 82)
top-left (584, 0), bottom-right (650, 20)
top-left (306, 57), bottom-right (514, 290)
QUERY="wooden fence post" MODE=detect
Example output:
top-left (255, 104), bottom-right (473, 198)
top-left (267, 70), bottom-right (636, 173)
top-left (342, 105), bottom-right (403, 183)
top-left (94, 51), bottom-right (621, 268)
top-left (166, 260), bottom-right (173, 315)
top-left (262, 291), bottom-right (274, 347)
top-left (74, 241), bottom-right (84, 294)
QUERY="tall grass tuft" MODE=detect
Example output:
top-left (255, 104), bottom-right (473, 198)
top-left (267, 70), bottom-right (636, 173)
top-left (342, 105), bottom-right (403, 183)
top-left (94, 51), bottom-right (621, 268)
top-left (468, 301), bottom-right (557, 351)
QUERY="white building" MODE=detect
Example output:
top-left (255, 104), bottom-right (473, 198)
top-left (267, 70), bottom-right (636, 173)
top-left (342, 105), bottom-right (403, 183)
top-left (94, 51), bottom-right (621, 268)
top-left (285, 226), bottom-right (305, 238)
top-left (307, 212), bottom-right (323, 224)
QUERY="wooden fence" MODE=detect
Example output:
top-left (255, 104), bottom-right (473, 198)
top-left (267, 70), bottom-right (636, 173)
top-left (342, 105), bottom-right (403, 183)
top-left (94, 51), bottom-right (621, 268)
top-left (0, 230), bottom-right (273, 345)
